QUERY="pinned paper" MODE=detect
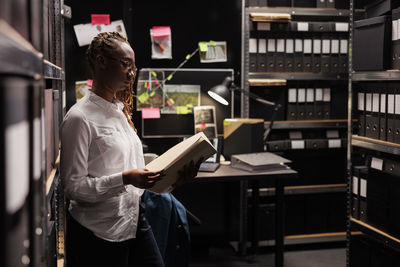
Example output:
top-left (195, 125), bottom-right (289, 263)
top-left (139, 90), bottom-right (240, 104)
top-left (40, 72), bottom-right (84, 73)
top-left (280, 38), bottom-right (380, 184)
top-left (87, 79), bottom-right (93, 87)
top-left (152, 26), bottom-right (171, 38)
top-left (177, 106), bottom-right (190, 114)
top-left (138, 92), bottom-right (150, 103)
top-left (142, 107), bottom-right (161, 119)
top-left (199, 42), bottom-right (208, 52)
top-left (91, 14), bottom-right (110, 25)
top-left (74, 20), bottom-right (127, 47)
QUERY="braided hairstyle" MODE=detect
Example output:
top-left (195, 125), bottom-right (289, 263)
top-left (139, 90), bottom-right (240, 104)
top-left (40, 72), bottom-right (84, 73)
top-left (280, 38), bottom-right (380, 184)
top-left (86, 32), bottom-right (137, 132)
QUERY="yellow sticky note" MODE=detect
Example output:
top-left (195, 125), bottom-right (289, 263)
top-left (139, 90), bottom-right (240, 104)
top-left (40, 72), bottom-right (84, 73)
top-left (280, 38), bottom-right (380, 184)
top-left (186, 104), bottom-right (194, 108)
top-left (209, 40), bottom-right (217, 47)
top-left (138, 92), bottom-right (149, 103)
top-left (224, 120), bottom-right (231, 126)
top-left (149, 91), bottom-right (156, 97)
top-left (151, 71), bottom-right (157, 77)
top-left (185, 54), bottom-right (191, 60)
top-left (167, 74), bottom-right (173, 81)
top-left (177, 106), bottom-right (190, 114)
top-left (144, 81), bottom-right (148, 89)
top-left (169, 98), bottom-right (175, 104)
top-left (199, 42), bottom-right (208, 52)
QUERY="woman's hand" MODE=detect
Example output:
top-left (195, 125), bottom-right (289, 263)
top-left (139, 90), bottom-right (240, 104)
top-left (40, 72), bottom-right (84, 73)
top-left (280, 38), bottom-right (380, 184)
top-left (173, 157), bottom-right (204, 188)
top-left (122, 169), bottom-right (164, 189)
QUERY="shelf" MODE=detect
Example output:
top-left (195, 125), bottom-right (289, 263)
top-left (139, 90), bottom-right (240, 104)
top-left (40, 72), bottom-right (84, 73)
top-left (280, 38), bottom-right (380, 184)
top-left (249, 72), bottom-right (348, 81)
top-left (351, 70), bottom-right (400, 81)
top-left (351, 135), bottom-right (400, 156)
top-left (266, 119), bottom-right (348, 129)
top-left (0, 19), bottom-right (43, 79)
top-left (250, 12), bottom-right (292, 22)
top-left (248, 183), bottom-right (346, 197)
top-left (43, 60), bottom-right (62, 80)
top-left (350, 217), bottom-right (400, 251)
top-left (247, 7), bottom-right (350, 18)
top-left (248, 78), bottom-right (287, 86)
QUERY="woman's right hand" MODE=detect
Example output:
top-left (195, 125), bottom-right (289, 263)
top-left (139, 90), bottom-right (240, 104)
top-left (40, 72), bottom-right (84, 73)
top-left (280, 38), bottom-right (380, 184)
top-left (122, 169), bottom-right (164, 189)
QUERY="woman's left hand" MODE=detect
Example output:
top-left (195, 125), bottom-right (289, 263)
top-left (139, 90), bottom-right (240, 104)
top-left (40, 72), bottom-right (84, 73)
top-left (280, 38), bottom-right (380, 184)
top-left (173, 157), bottom-right (204, 188)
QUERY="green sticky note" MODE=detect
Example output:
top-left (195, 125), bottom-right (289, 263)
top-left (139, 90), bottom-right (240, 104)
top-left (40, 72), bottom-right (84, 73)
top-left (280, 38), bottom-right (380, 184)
top-left (167, 74), bottom-right (173, 81)
top-left (209, 40), bottom-right (217, 47)
top-left (177, 106), bottom-right (190, 114)
top-left (198, 42), bottom-right (208, 52)
top-left (144, 81), bottom-right (148, 89)
top-left (149, 91), bottom-right (156, 97)
top-left (151, 71), bottom-right (157, 77)
top-left (223, 120), bottom-right (231, 126)
top-left (169, 98), bottom-right (175, 104)
top-left (138, 92), bottom-right (149, 104)
top-left (185, 54), bottom-right (191, 60)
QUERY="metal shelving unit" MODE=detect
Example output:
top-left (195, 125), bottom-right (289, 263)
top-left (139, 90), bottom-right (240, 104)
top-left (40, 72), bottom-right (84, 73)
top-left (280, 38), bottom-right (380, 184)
top-left (351, 135), bottom-right (400, 156)
top-left (249, 72), bottom-right (348, 81)
top-left (351, 70), bottom-right (400, 81)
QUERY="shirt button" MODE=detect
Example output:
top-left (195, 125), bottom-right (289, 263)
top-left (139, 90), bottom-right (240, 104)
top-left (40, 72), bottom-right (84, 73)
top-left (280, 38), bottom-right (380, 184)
top-left (176, 245), bottom-right (180, 250)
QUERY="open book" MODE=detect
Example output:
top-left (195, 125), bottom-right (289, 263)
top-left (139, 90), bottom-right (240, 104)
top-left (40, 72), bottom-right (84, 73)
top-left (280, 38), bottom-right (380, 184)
top-left (145, 132), bottom-right (217, 193)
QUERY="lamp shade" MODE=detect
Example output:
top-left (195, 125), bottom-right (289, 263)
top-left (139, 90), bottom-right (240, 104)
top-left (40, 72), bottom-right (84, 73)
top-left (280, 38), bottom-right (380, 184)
top-left (207, 77), bottom-right (232, 106)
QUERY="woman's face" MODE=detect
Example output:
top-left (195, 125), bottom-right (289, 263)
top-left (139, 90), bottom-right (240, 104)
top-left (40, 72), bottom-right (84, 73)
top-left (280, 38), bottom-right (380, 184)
top-left (100, 41), bottom-right (136, 92)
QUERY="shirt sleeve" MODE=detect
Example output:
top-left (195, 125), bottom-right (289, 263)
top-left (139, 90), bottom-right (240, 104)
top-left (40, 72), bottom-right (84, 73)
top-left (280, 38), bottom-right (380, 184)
top-left (60, 109), bottom-right (126, 203)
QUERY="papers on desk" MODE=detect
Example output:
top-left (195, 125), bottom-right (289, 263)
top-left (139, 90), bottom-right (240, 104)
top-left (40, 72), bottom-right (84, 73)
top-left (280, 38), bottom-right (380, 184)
top-left (231, 152), bottom-right (291, 172)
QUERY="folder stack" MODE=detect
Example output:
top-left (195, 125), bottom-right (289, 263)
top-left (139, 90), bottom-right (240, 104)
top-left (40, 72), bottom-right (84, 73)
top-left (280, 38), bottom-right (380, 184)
top-left (248, 20), bottom-right (349, 73)
top-left (286, 87), bottom-right (331, 120)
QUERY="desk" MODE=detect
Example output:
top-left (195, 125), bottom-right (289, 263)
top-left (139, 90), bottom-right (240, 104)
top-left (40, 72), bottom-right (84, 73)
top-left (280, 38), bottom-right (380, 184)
top-left (195, 164), bottom-right (298, 267)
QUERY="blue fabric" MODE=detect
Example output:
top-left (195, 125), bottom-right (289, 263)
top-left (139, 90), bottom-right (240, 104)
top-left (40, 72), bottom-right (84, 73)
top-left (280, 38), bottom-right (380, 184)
top-left (142, 191), bottom-right (190, 267)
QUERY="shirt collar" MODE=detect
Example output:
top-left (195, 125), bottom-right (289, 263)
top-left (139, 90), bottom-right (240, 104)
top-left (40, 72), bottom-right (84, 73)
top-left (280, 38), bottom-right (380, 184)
top-left (88, 90), bottom-right (124, 111)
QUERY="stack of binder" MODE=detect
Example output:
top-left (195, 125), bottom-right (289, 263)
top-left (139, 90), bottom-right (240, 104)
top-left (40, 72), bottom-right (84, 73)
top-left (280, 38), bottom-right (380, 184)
top-left (287, 87), bottom-right (331, 120)
top-left (249, 21), bottom-right (349, 73)
top-left (356, 83), bottom-right (400, 143)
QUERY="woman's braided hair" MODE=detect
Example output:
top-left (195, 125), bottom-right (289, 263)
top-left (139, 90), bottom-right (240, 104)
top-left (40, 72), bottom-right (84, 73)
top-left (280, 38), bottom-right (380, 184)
top-left (86, 32), bottom-right (137, 132)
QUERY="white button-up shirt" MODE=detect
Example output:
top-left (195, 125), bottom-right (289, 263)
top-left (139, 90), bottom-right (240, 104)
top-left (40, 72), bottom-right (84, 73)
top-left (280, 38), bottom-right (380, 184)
top-left (60, 91), bottom-right (145, 242)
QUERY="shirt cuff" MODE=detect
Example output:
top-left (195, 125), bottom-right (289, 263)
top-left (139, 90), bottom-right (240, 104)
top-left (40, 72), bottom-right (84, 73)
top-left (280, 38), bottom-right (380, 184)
top-left (108, 172), bottom-right (127, 195)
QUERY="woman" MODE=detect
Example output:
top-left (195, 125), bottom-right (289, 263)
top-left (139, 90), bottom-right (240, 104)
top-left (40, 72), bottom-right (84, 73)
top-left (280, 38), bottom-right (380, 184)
top-left (61, 32), bottom-right (201, 267)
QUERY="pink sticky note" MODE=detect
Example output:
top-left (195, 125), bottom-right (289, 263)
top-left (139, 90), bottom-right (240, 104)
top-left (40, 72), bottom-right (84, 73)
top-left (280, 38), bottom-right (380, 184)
top-left (200, 123), bottom-right (206, 129)
top-left (154, 79), bottom-right (159, 85)
top-left (142, 107), bottom-right (161, 119)
top-left (87, 79), bottom-right (93, 87)
top-left (91, 14), bottom-right (110, 25)
top-left (166, 99), bottom-right (172, 106)
top-left (152, 26), bottom-right (171, 38)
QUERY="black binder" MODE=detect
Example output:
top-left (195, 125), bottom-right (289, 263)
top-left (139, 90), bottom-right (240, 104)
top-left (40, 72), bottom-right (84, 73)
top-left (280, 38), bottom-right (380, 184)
top-left (323, 88), bottom-right (331, 119)
top-left (316, 0), bottom-right (326, 7)
top-left (387, 83), bottom-right (396, 142)
top-left (321, 34), bottom-right (331, 73)
top-left (392, 7), bottom-right (400, 69)
top-left (339, 37), bottom-right (349, 73)
top-left (379, 90), bottom-right (387, 141)
top-left (267, 38), bottom-right (276, 72)
top-left (312, 37), bottom-right (322, 73)
top-left (364, 89), bottom-right (373, 138)
top-left (371, 91), bottom-right (380, 140)
top-left (326, 0), bottom-right (335, 8)
top-left (257, 38), bottom-right (267, 72)
top-left (249, 37), bottom-right (258, 72)
top-left (306, 88), bottom-right (315, 119)
top-left (276, 38), bottom-right (285, 72)
top-left (285, 38), bottom-right (295, 72)
top-left (358, 166), bottom-right (368, 222)
top-left (331, 38), bottom-right (340, 73)
top-left (303, 37), bottom-right (313, 72)
top-left (287, 88), bottom-right (297, 120)
top-left (357, 89), bottom-right (366, 136)
top-left (315, 88), bottom-right (324, 119)
top-left (352, 166), bottom-right (367, 220)
top-left (395, 90), bottom-right (400, 144)
top-left (297, 88), bottom-right (307, 120)
top-left (294, 37), bottom-right (303, 72)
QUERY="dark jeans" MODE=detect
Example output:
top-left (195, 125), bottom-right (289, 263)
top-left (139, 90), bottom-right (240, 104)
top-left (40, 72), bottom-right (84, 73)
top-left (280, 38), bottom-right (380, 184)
top-left (66, 203), bottom-right (164, 267)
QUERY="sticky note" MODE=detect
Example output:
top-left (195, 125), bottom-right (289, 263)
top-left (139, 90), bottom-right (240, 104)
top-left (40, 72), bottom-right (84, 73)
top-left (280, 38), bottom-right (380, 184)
top-left (144, 81), bottom-right (148, 89)
top-left (167, 74), bottom-right (173, 80)
top-left (186, 104), bottom-right (194, 108)
top-left (209, 40), bottom-right (217, 47)
top-left (177, 106), bottom-right (190, 114)
top-left (199, 42), bottom-right (208, 52)
top-left (87, 79), bottom-right (93, 87)
top-left (91, 14), bottom-right (110, 25)
top-left (224, 120), bottom-right (231, 126)
top-left (147, 82), bottom-right (150, 89)
top-left (154, 79), bottom-right (159, 85)
top-left (142, 107), bottom-right (160, 119)
top-left (152, 71), bottom-right (157, 77)
top-left (166, 99), bottom-right (172, 106)
top-left (152, 26), bottom-right (171, 38)
top-left (138, 92), bottom-right (149, 103)
top-left (185, 54), bottom-right (191, 60)
top-left (149, 91), bottom-right (156, 97)
top-left (169, 98), bottom-right (175, 104)
top-left (200, 123), bottom-right (206, 129)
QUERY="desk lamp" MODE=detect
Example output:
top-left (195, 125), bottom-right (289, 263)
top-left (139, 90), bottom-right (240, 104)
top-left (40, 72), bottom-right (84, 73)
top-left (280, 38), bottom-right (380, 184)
top-left (208, 77), bottom-right (281, 141)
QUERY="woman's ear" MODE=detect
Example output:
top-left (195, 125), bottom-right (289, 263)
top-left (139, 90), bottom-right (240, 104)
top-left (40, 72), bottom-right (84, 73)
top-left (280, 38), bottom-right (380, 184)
top-left (96, 54), bottom-right (107, 70)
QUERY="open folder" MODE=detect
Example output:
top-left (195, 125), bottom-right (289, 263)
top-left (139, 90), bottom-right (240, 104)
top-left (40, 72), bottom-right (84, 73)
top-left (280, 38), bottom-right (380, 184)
top-left (145, 132), bottom-right (216, 193)
top-left (231, 152), bottom-right (291, 172)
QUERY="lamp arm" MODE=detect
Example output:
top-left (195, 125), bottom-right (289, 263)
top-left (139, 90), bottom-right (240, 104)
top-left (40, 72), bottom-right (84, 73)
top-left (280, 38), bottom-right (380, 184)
top-left (230, 86), bottom-right (276, 106)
